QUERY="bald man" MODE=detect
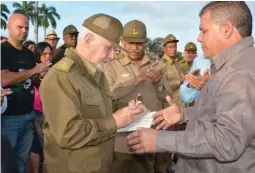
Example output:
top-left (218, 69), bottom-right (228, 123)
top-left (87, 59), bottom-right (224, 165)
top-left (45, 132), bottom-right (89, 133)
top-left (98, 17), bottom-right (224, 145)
top-left (1, 13), bottom-right (51, 173)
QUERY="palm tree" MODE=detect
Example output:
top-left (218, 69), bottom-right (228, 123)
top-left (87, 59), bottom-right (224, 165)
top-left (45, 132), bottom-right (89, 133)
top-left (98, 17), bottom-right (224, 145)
top-left (13, 1), bottom-right (36, 20)
top-left (38, 3), bottom-right (60, 38)
top-left (1, 3), bottom-right (10, 29)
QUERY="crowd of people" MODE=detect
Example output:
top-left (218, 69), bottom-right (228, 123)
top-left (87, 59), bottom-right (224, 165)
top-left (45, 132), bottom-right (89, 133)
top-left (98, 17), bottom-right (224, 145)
top-left (1, 1), bottom-right (255, 173)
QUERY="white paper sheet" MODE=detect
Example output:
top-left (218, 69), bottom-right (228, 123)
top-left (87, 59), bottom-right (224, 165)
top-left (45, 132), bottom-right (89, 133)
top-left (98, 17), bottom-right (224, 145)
top-left (117, 111), bottom-right (156, 132)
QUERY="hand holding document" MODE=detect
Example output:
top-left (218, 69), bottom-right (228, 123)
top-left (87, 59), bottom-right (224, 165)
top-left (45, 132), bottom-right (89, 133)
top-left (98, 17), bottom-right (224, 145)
top-left (117, 93), bottom-right (156, 132)
top-left (117, 111), bottom-right (156, 132)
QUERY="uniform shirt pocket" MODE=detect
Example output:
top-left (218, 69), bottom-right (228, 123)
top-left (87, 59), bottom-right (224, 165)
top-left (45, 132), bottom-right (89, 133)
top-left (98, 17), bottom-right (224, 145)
top-left (80, 94), bottom-right (107, 118)
top-left (82, 94), bottom-right (104, 105)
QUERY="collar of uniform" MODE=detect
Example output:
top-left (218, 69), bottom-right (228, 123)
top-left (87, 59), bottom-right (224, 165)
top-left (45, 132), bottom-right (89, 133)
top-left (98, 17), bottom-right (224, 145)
top-left (162, 54), bottom-right (178, 64)
top-left (73, 48), bottom-right (97, 77)
top-left (119, 51), bottom-right (151, 66)
top-left (65, 48), bottom-right (96, 76)
top-left (212, 36), bottom-right (254, 71)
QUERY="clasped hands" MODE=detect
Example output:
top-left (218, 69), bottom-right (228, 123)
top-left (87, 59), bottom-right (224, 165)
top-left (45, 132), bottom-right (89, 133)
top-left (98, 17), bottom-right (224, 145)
top-left (183, 68), bottom-right (209, 90)
top-left (133, 68), bottom-right (163, 86)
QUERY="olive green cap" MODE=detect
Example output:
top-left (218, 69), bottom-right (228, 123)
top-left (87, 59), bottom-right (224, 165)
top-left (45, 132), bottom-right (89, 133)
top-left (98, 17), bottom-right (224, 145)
top-left (184, 42), bottom-right (197, 51)
top-left (82, 13), bottom-right (123, 45)
top-left (63, 25), bottom-right (79, 35)
top-left (122, 20), bottom-right (148, 43)
top-left (162, 34), bottom-right (179, 46)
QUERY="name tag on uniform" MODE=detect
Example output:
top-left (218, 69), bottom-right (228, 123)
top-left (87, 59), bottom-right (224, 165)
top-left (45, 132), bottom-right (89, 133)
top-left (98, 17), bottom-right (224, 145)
top-left (121, 73), bottom-right (130, 78)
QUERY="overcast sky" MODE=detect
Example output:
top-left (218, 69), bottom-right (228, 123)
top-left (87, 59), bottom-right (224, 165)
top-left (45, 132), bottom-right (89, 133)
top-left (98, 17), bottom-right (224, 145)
top-left (2, 1), bottom-right (255, 55)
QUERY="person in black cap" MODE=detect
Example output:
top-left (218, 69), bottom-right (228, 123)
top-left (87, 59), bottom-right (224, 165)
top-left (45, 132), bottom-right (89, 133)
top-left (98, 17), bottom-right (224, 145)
top-left (52, 25), bottom-right (79, 64)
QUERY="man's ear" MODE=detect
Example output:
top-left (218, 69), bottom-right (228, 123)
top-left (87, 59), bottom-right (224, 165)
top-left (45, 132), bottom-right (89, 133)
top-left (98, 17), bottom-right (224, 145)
top-left (222, 22), bottom-right (234, 39)
top-left (84, 33), bottom-right (94, 49)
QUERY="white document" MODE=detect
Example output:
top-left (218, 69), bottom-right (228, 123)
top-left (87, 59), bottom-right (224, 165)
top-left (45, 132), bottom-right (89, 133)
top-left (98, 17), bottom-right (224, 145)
top-left (117, 111), bottom-right (156, 132)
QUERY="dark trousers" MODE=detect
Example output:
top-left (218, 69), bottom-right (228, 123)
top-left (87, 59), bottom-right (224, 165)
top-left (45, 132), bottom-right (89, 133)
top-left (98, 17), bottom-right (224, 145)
top-left (1, 135), bottom-right (19, 173)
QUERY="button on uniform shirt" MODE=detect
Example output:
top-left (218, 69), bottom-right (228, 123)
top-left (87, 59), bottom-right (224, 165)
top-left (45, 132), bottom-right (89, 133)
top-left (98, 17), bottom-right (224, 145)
top-left (156, 36), bottom-right (255, 173)
top-left (179, 56), bottom-right (211, 104)
top-left (40, 48), bottom-right (117, 173)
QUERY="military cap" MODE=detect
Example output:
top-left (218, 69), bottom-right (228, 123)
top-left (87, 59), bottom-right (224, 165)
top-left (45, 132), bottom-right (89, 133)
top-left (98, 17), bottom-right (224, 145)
top-left (83, 13), bottom-right (123, 45)
top-left (184, 42), bottom-right (197, 51)
top-left (45, 30), bottom-right (59, 39)
top-left (122, 20), bottom-right (148, 43)
top-left (63, 25), bottom-right (79, 35)
top-left (162, 34), bottom-right (179, 46)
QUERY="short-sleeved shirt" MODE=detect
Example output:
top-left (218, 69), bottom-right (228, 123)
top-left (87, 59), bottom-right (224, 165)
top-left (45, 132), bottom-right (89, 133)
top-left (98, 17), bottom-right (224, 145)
top-left (1, 41), bottom-right (36, 115)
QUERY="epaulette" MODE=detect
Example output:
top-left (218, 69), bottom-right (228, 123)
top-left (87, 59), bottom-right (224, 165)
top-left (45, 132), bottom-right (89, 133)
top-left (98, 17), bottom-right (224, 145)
top-left (54, 57), bottom-right (74, 72)
top-left (114, 52), bottom-right (125, 60)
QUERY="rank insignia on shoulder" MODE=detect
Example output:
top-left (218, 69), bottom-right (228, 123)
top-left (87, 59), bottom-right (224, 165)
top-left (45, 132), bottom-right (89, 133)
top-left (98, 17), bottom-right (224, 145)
top-left (55, 58), bottom-right (74, 72)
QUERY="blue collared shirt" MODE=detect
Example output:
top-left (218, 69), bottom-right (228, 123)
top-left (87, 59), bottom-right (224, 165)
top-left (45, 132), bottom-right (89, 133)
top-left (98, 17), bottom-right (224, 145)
top-left (180, 56), bottom-right (211, 103)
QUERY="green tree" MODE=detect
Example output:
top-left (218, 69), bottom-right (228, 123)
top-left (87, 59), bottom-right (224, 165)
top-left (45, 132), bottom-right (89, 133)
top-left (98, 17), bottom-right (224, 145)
top-left (38, 3), bottom-right (60, 38)
top-left (146, 37), bottom-right (164, 58)
top-left (1, 3), bottom-right (10, 29)
top-left (13, 1), bottom-right (36, 20)
top-left (176, 51), bottom-right (184, 61)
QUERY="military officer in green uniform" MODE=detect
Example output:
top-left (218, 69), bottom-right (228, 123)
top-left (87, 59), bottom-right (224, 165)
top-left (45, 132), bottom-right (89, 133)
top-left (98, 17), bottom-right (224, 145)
top-left (52, 24), bottom-right (79, 64)
top-left (159, 34), bottom-right (186, 172)
top-left (104, 20), bottom-right (171, 173)
top-left (179, 42), bottom-right (198, 108)
top-left (39, 13), bottom-right (147, 173)
top-left (161, 34), bottom-right (185, 108)
top-left (179, 42), bottom-right (198, 75)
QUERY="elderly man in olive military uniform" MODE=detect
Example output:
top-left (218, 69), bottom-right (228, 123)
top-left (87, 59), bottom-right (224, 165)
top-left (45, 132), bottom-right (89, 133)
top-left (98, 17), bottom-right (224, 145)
top-left (161, 34), bottom-right (185, 108)
top-left (39, 14), bottom-right (147, 173)
top-left (52, 24), bottom-right (79, 64)
top-left (103, 20), bottom-right (171, 173)
top-left (179, 42), bottom-right (197, 75)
